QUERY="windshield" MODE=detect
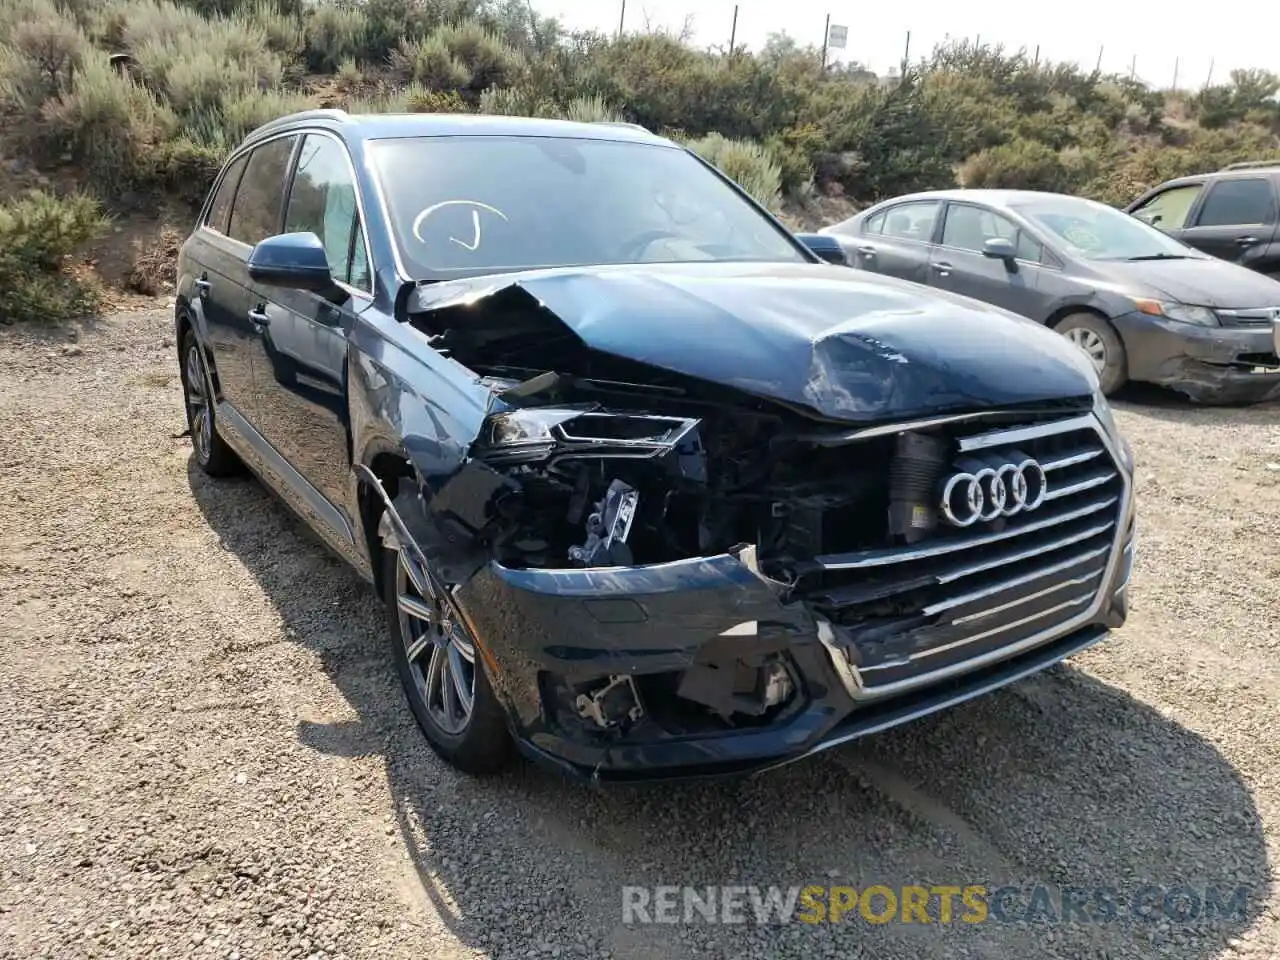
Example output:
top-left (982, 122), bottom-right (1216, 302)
top-left (368, 135), bottom-right (806, 279)
top-left (1012, 196), bottom-right (1201, 261)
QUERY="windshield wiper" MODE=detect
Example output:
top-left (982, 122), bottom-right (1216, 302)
top-left (1125, 253), bottom-right (1191, 261)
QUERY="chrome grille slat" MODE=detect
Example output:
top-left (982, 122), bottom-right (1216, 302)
top-left (922, 543), bottom-right (1110, 616)
top-left (1043, 468), bottom-right (1117, 501)
top-left (798, 412), bottom-right (1128, 697)
top-left (857, 591), bottom-right (1096, 672)
top-left (809, 494), bottom-right (1117, 571)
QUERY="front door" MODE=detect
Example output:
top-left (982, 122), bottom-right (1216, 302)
top-left (1179, 176), bottom-right (1280, 268)
top-left (246, 132), bottom-right (374, 544)
top-left (928, 202), bottom-right (1047, 320)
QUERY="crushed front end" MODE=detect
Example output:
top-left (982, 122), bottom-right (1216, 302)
top-left (434, 390), bottom-right (1135, 782)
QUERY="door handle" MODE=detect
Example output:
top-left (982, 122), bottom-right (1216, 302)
top-left (856, 245), bottom-right (877, 256)
top-left (194, 278), bottom-right (211, 293)
top-left (931, 261), bottom-right (952, 277)
top-left (247, 308), bottom-right (271, 328)
top-left (1235, 236), bottom-right (1260, 246)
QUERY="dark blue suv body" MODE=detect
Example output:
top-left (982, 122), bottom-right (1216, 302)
top-left (175, 110), bottom-right (1136, 781)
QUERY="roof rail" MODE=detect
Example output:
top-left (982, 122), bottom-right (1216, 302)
top-left (1219, 159), bottom-right (1280, 171)
top-left (245, 108), bottom-right (350, 143)
top-left (593, 120), bottom-right (650, 133)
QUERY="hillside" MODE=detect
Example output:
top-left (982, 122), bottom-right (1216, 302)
top-left (1, 0), bottom-right (1279, 321)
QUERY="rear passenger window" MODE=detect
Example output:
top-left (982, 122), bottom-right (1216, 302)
top-left (228, 136), bottom-right (297, 246)
top-left (880, 201), bottom-right (940, 242)
top-left (205, 154), bottom-right (246, 235)
top-left (1196, 178), bottom-right (1276, 227)
top-left (863, 211), bottom-right (885, 235)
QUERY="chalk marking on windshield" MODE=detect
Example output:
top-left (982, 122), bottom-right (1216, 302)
top-left (411, 200), bottom-right (510, 251)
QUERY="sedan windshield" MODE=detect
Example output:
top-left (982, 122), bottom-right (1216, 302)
top-left (368, 135), bottom-right (806, 279)
top-left (1013, 196), bottom-right (1201, 261)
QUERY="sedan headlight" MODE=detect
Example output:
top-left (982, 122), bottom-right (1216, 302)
top-left (1132, 298), bottom-right (1218, 326)
top-left (480, 408), bottom-right (702, 465)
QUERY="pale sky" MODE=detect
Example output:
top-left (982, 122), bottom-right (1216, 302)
top-left (535, 0), bottom-right (1276, 90)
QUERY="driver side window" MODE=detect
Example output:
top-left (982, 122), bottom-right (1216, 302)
top-left (284, 134), bottom-right (372, 292)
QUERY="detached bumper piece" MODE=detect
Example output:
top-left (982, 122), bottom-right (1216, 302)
top-left (454, 413), bottom-right (1132, 783)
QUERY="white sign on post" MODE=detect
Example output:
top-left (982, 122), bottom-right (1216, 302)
top-left (827, 24), bottom-right (848, 49)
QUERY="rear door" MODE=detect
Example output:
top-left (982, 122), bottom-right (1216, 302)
top-left (1179, 176), bottom-right (1280, 268)
top-left (190, 153), bottom-right (254, 417)
top-left (927, 202), bottom-right (1048, 320)
top-left (845, 199), bottom-right (941, 284)
top-left (246, 131), bottom-right (372, 527)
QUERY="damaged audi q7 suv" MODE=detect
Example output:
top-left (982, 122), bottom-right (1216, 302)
top-left (175, 110), bottom-right (1136, 781)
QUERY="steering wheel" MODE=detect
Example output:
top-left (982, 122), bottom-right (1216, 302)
top-left (617, 229), bottom-right (683, 261)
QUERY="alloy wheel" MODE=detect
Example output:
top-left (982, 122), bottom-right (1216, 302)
top-left (394, 546), bottom-right (476, 735)
top-left (1062, 326), bottom-right (1107, 374)
top-left (184, 343), bottom-right (213, 464)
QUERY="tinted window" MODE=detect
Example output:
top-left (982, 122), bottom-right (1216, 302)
top-left (1196, 178), bottom-right (1276, 227)
top-left (1015, 195), bottom-right (1196, 261)
top-left (205, 155), bottom-right (247, 235)
top-left (228, 136), bottom-right (296, 246)
top-left (284, 134), bottom-right (371, 290)
top-left (1132, 184), bottom-right (1201, 230)
top-left (942, 204), bottom-right (1042, 262)
top-left (368, 136), bottom-right (804, 279)
top-left (880, 201), bottom-right (940, 241)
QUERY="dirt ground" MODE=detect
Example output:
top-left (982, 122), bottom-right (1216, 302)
top-left (1, 305), bottom-right (1278, 960)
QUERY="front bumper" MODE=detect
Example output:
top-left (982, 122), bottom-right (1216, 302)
top-left (454, 530), bottom-right (1136, 783)
top-left (1113, 310), bottom-right (1280, 404)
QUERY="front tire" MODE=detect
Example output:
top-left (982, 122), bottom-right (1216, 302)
top-left (180, 328), bottom-right (241, 477)
top-left (1054, 312), bottom-right (1128, 396)
top-left (383, 545), bottom-right (513, 775)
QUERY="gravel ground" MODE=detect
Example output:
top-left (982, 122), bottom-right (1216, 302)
top-left (1, 306), bottom-right (1278, 960)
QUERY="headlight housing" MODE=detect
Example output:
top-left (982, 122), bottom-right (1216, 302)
top-left (479, 407), bottom-right (702, 466)
top-left (1132, 298), bottom-right (1218, 327)
top-left (1092, 387), bottom-right (1133, 472)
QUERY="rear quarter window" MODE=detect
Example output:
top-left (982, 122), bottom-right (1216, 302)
top-left (204, 155), bottom-right (247, 235)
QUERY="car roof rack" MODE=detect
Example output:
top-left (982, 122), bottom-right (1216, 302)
top-left (1219, 160), bottom-right (1280, 171)
top-left (245, 108), bottom-right (350, 143)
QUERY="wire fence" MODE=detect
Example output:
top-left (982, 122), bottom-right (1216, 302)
top-left (602, 1), bottom-right (1230, 94)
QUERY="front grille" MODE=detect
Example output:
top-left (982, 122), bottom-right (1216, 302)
top-left (1217, 307), bottom-right (1280, 327)
top-left (797, 413), bottom-right (1127, 698)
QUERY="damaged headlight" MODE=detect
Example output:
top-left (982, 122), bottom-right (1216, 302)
top-left (1132, 298), bottom-right (1218, 327)
top-left (480, 408), bottom-right (702, 465)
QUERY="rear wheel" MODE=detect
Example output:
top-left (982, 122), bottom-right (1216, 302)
top-left (180, 328), bottom-right (241, 476)
top-left (1054, 312), bottom-right (1127, 396)
top-left (383, 545), bottom-right (513, 775)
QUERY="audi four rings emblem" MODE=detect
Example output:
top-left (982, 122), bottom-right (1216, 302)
top-left (940, 452), bottom-right (1048, 527)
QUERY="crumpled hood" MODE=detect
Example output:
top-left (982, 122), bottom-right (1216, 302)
top-left (412, 261), bottom-right (1098, 423)
top-left (1102, 256), bottom-right (1280, 308)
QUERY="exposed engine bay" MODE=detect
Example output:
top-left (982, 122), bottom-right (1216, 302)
top-left (399, 281), bottom-right (1104, 741)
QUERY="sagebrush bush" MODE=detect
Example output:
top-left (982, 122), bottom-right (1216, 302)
top-left (0, 191), bottom-right (106, 324)
top-left (390, 36), bottom-right (471, 90)
top-left (683, 132), bottom-right (784, 212)
top-left (302, 2), bottom-right (365, 72)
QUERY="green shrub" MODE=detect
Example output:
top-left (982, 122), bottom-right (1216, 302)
top-left (390, 36), bottom-right (471, 90)
top-left (334, 56), bottom-right (362, 93)
top-left (434, 20), bottom-right (523, 92)
top-left (217, 86), bottom-right (314, 143)
top-left (683, 132), bottom-right (783, 211)
top-left (958, 138), bottom-right (1072, 191)
top-left (37, 50), bottom-right (177, 191)
top-left (560, 94), bottom-right (622, 124)
top-left (0, 191), bottom-right (106, 324)
top-left (477, 84), bottom-right (555, 118)
top-left (303, 2), bottom-right (365, 72)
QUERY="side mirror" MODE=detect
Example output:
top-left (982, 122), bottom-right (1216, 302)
top-left (982, 236), bottom-right (1017, 266)
top-left (796, 232), bottom-right (849, 266)
top-left (247, 232), bottom-right (339, 295)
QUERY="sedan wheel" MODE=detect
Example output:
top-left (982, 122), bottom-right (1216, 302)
top-left (395, 546), bottom-right (476, 735)
top-left (1053, 312), bottom-right (1128, 396)
top-left (1063, 326), bottom-right (1107, 374)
